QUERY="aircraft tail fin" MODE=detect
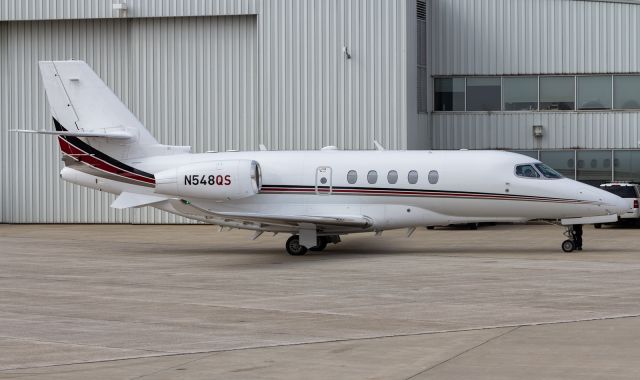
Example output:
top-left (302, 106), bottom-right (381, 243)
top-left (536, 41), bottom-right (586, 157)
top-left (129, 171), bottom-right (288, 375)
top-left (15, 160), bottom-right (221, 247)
top-left (38, 60), bottom-right (190, 160)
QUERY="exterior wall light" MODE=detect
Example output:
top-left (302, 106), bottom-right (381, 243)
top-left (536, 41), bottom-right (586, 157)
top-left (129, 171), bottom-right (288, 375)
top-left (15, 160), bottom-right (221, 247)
top-left (533, 125), bottom-right (544, 138)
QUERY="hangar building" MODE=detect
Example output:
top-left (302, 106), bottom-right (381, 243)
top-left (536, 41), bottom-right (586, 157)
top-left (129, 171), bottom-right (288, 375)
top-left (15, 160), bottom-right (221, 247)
top-left (1, 0), bottom-right (639, 223)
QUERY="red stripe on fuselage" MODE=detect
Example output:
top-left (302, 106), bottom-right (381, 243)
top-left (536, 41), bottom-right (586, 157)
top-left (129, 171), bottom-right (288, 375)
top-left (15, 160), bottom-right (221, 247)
top-left (57, 136), bottom-right (155, 185)
top-left (259, 186), bottom-right (590, 204)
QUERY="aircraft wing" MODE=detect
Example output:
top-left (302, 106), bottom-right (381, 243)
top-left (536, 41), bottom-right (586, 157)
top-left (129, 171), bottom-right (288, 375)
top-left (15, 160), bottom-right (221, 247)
top-left (213, 211), bottom-right (374, 229)
top-left (169, 200), bottom-right (373, 230)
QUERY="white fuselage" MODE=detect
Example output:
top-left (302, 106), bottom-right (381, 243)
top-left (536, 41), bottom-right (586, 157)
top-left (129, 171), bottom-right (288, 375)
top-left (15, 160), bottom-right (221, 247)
top-left (62, 149), bottom-right (628, 234)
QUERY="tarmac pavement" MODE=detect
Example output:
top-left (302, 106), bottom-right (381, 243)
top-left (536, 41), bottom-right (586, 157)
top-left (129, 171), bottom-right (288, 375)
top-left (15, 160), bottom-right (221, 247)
top-left (0, 224), bottom-right (639, 379)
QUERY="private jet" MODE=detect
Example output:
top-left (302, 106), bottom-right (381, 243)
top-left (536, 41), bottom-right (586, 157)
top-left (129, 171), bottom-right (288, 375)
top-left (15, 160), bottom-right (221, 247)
top-left (13, 61), bottom-right (629, 255)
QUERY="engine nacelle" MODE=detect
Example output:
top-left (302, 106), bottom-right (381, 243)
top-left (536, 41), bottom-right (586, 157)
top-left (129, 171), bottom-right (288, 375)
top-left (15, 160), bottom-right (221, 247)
top-left (154, 160), bottom-right (262, 201)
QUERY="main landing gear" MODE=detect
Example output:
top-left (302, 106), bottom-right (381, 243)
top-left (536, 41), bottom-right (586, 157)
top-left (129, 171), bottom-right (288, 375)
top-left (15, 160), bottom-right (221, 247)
top-left (561, 224), bottom-right (583, 253)
top-left (285, 235), bottom-right (340, 256)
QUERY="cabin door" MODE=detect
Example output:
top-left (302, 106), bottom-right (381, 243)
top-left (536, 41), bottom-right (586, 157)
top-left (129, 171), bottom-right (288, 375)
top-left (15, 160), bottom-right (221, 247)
top-left (315, 167), bottom-right (333, 195)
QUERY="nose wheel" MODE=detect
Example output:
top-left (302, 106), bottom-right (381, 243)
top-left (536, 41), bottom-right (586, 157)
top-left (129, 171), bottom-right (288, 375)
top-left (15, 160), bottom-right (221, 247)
top-left (561, 225), bottom-right (583, 253)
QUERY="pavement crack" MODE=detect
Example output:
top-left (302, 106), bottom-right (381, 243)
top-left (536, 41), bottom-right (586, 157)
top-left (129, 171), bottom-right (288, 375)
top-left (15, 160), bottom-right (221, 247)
top-left (404, 326), bottom-right (521, 380)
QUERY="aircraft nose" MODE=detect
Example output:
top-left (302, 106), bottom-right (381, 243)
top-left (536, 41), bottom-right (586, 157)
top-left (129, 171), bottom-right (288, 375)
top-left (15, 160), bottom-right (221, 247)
top-left (596, 188), bottom-right (630, 215)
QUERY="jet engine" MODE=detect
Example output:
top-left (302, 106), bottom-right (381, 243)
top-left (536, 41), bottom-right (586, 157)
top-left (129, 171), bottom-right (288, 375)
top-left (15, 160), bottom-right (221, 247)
top-left (154, 160), bottom-right (262, 201)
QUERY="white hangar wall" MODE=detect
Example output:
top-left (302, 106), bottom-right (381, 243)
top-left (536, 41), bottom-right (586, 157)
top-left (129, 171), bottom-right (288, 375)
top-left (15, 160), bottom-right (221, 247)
top-left (429, 0), bottom-right (640, 150)
top-left (0, 0), bottom-right (416, 223)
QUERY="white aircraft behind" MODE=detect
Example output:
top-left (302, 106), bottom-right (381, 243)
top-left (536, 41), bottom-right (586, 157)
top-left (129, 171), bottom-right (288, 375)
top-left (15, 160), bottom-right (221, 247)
top-left (14, 61), bottom-right (629, 255)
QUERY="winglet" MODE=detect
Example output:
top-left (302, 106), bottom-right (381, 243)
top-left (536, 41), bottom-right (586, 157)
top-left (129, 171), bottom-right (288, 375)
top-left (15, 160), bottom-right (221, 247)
top-left (373, 140), bottom-right (385, 151)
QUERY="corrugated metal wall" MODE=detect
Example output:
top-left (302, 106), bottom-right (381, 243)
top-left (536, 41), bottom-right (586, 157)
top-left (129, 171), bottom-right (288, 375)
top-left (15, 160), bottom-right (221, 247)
top-left (0, 0), bottom-right (259, 21)
top-left (432, 112), bottom-right (640, 150)
top-left (431, 0), bottom-right (640, 75)
top-left (2, 17), bottom-right (257, 223)
top-left (257, 0), bottom-right (408, 151)
top-left (0, 0), bottom-right (411, 223)
top-left (430, 0), bottom-right (640, 150)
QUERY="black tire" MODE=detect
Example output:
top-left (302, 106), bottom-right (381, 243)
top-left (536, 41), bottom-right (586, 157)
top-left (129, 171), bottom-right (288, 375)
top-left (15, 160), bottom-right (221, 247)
top-left (468, 223), bottom-right (479, 230)
top-left (561, 239), bottom-right (575, 253)
top-left (309, 237), bottom-right (328, 252)
top-left (427, 226), bottom-right (435, 230)
top-left (594, 224), bottom-right (602, 229)
top-left (286, 235), bottom-right (308, 256)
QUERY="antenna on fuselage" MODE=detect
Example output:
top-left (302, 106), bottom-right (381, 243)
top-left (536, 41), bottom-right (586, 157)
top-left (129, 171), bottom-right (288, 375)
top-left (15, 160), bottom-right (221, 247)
top-left (373, 140), bottom-right (385, 151)
top-left (259, 144), bottom-right (268, 151)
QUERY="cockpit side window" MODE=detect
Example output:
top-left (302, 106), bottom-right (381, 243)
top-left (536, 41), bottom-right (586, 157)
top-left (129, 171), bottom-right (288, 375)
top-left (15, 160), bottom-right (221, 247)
top-left (534, 163), bottom-right (563, 179)
top-left (515, 164), bottom-right (540, 178)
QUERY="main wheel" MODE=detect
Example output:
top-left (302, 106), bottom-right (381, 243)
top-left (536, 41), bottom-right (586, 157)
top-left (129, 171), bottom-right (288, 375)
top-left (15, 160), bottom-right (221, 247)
top-left (561, 239), bottom-right (575, 253)
top-left (309, 237), bottom-right (328, 252)
top-left (286, 235), bottom-right (308, 256)
top-left (594, 223), bottom-right (602, 229)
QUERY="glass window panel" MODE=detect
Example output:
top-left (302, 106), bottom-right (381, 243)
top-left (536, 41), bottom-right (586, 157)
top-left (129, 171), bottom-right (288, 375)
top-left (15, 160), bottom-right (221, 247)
top-left (347, 170), bottom-right (357, 184)
top-left (408, 170), bottom-right (419, 184)
top-left (387, 170), bottom-right (398, 184)
top-left (540, 151), bottom-right (576, 179)
top-left (614, 76), bottom-right (640, 110)
top-left (540, 76), bottom-right (575, 110)
top-left (614, 151), bottom-right (640, 183)
top-left (577, 76), bottom-right (612, 110)
top-left (434, 78), bottom-right (465, 111)
top-left (577, 150), bottom-right (612, 185)
top-left (367, 170), bottom-right (378, 184)
top-left (503, 77), bottom-right (538, 111)
top-left (428, 170), bottom-right (439, 184)
top-left (512, 150), bottom-right (539, 160)
top-left (466, 77), bottom-right (501, 111)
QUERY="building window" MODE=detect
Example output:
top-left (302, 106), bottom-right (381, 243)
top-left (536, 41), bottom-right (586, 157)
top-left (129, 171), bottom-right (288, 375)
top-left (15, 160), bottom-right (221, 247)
top-left (347, 170), bottom-right (357, 184)
top-left (513, 150), bottom-right (639, 184)
top-left (434, 78), bottom-right (465, 111)
top-left (614, 76), bottom-right (640, 110)
top-left (466, 78), bottom-right (501, 111)
top-left (408, 170), bottom-right (419, 184)
top-left (503, 77), bottom-right (538, 111)
top-left (614, 151), bottom-right (640, 182)
top-left (417, 0), bottom-right (428, 114)
top-left (577, 76), bottom-right (612, 110)
top-left (540, 151), bottom-right (575, 178)
top-left (387, 170), bottom-right (398, 184)
top-left (367, 170), bottom-right (378, 184)
top-left (540, 76), bottom-right (575, 110)
top-left (577, 150), bottom-right (612, 185)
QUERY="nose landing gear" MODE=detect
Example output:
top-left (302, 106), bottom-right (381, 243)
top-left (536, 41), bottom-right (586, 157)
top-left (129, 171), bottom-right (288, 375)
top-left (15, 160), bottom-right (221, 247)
top-left (561, 224), bottom-right (583, 253)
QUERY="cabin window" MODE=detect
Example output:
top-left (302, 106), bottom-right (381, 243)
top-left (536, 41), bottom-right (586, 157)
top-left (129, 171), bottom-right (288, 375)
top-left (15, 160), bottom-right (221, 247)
top-left (515, 164), bottom-right (540, 178)
top-left (347, 170), bottom-right (357, 184)
top-left (408, 170), bottom-right (419, 184)
top-left (387, 170), bottom-right (398, 184)
top-left (367, 170), bottom-right (378, 184)
top-left (428, 170), bottom-right (439, 184)
top-left (535, 163), bottom-right (563, 179)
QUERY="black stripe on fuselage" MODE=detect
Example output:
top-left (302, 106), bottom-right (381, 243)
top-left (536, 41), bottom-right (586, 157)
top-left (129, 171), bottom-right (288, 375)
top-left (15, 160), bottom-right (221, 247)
top-left (259, 184), bottom-right (592, 204)
top-left (54, 118), bottom-right (155, 181)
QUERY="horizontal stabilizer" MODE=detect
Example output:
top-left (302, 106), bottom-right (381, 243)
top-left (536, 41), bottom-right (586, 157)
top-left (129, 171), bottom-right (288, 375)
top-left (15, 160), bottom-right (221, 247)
top-left (11, 129), bottom-right (133, 140)
top-left (111, 192), bottom-right (168, 209)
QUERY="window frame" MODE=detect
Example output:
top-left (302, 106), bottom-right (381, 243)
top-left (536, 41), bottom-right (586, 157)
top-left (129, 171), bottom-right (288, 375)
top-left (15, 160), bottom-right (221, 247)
top-left (433, 74), bottom-right (640, 113)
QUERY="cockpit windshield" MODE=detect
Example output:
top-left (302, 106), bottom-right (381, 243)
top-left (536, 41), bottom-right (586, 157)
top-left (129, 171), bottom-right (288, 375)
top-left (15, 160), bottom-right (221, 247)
top-left (515, 164), bottom-right (540, 178)
top-left (534, 163), bottom-right (563, 179)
